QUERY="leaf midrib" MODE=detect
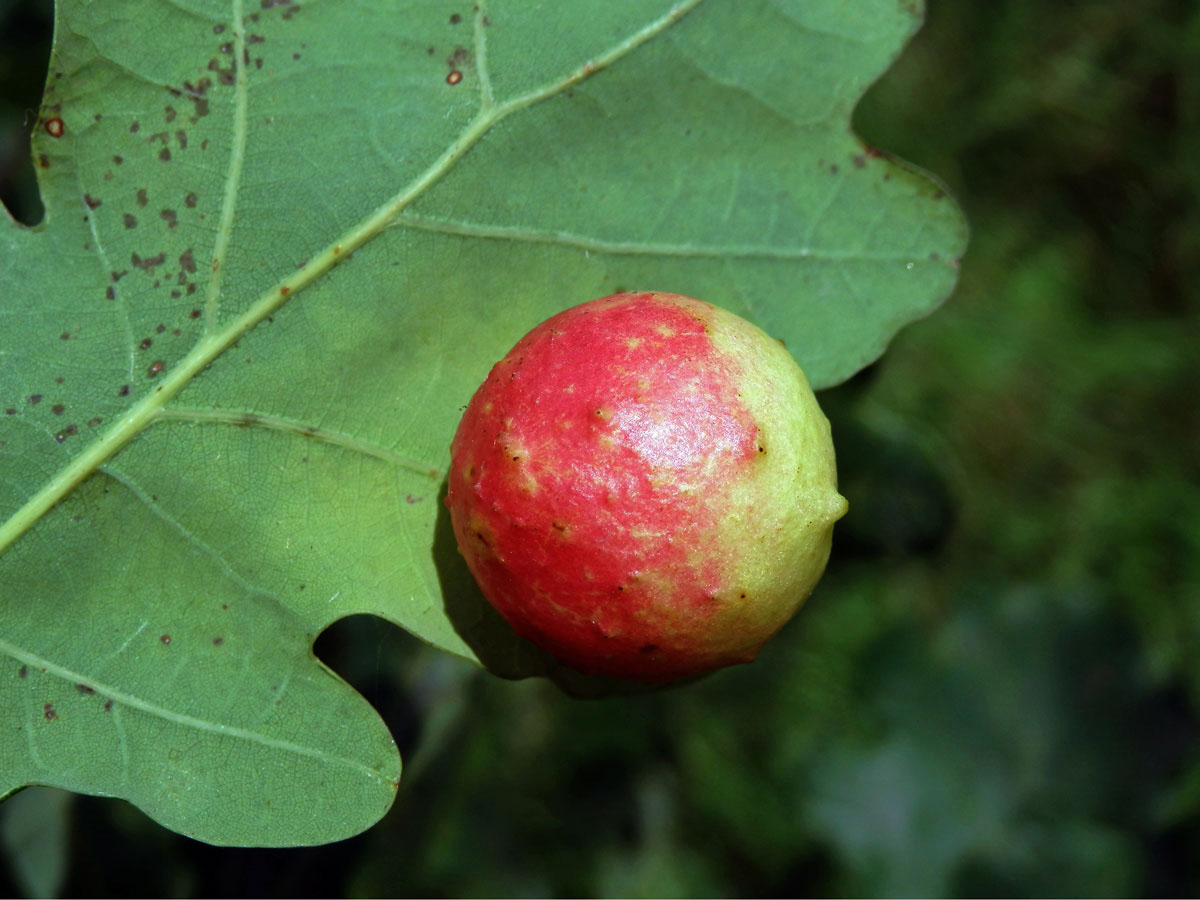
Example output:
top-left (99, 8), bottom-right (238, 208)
top-left (0, 0), bottom-right (705, 558)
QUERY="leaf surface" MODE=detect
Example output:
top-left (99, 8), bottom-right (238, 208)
top-left (0, 0), bottom-right (966, 844)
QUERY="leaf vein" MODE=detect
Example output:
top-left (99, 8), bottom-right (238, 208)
top-left (0, 636), bottom-right (391, 786)
top-left (153, 407), bottom-right (442, 478)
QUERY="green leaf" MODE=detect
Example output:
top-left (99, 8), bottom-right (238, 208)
top-left (0, 0), bottom-right (966, 845)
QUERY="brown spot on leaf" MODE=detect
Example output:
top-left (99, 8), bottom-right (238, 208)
top-left (83, 193), bottom-right (101, 209)
top-left (132, 251), bottom-right (166, 272)
top-left (165, 105), bottom-right (177, 123)
top-left (160, 209), bottom-right (178, 229)
top-left (76, 684), bottom-right (95, 694)
top-left (51, 404), bottom-right (64, 415)
top-left (44, 117), bottom-right (63, 137)
top-left (43, 703), bottom-right (57, 721)
top-left (147, 360), bottom-right (165, 378)
top-left (28, 394), bottom-right (42, 405)
top-left (159, 147), bottom-right (171, 162)
top-left (136, 188), bottom-right (148, 207)
top-left (160, 634), bottom-right (171, 644)
top-left (123, 213), bottom-right (137, 229)
top-left (446, 70), bottom-right (462, 85)
top-left (185, 192), bottom-right (197, 208)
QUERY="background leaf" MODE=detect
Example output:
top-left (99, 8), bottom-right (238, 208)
top-left (1, 0), bottom-right (965, 845)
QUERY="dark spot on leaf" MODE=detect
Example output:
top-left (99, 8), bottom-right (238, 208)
top-left (18, 665), bottom-right (26, 678)
top-left (176, 130), bottom-right (188, 150)
top-left (165, 105), bottom-right (176, 122)
top-left (829, 164), bottom-right (839, 174)
top-left (37, 154), bottom-right (49, 168)
top-left (160, 634), bottom-right (171, 645)
top-left (44, 117), bottom-right (63, 137)
top-left (446, 70), bottom-right (462, 85)
top-left (136, 188), bottom-right (148, 207)
top-left (130, 120), bottom-right (140, 133)
top-left (214, 23), bottom-right (225, 33)
top-left (248, 33), bottom-right (265, 43)
top-left (185, 192), bottom-right (197, 208)
top-left (405, 494), bottom-right (423, 504)
top-left (43, 703), bottom-right (57, 721)
top-left (28, 394), bottom-right (42, 405)
top-left (147, 360), bottom-right (165, 378)
top-left (213, 636), bottom-right (224, 646)
top-left (103, 700), bottom-right (113, 711)
top-left (853, 154), bottom-right (866, 168)
top-left (105, 286), bottom-right (116, 300)
top-left (132, 251), bottom-right (166, 272)
top-left (160, 209), bottom-right (178, 229)
top-left (123, 213), bottom-right (137, 229)
top-left (159, 147), bottom-right (171, 162)
top-left (118, 384), bottom-right (130, 397)
top-left (189, 308), bottom-right (201, 318)
top-left (60, 332), bottom-right (69, 341)
top-left (51, 404), bottom-right (64, 415)
top-left (83, 193), bottom-right (101, 209)
top-left (140, 338), bottom-right (152, 350)
top-left (450, 12), bottom-right (461, 23)
top-left (87, 417), bottom-right (101, 427)
top-left (4, 408), bottom-right (14, 416)
top-left (76, 684), bottom-right (95, 694)
top-left (293, 52), bottom-right (300, 60)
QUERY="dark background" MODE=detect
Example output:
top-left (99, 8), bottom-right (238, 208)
top-left (2, 0), bottom-right (1199, 895)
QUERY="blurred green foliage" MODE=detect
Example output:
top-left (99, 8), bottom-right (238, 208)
top-left (2, 0), bottom-right (1199, 896)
